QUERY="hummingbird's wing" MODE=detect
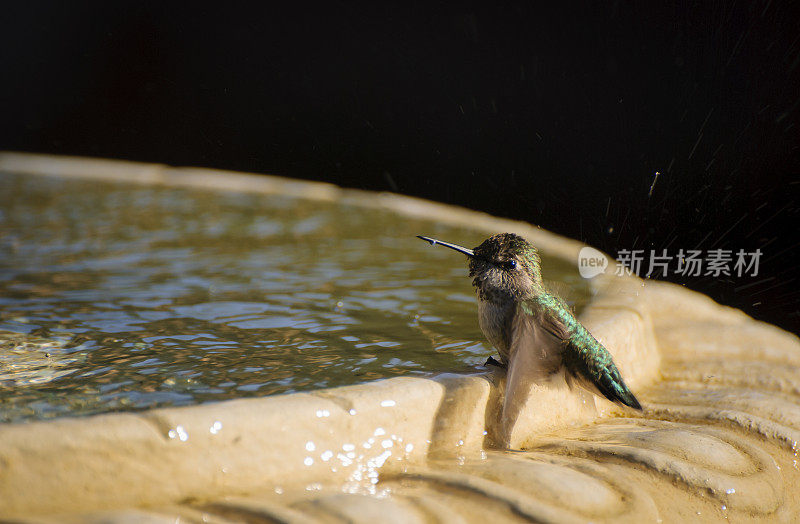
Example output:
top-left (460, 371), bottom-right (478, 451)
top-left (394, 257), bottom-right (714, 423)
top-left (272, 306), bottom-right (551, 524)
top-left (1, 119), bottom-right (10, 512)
top-left (514, 295), bottom-right (642, 411)
top-left (507, 301), bottom-right (566, 379)
top-left (500, 301), bottom-right (566, 437)
top-left (499, 296), bottom-right (641, 443)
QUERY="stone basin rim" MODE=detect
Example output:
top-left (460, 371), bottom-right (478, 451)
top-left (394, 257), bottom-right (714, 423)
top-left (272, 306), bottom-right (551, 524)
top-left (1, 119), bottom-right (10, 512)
top-left (0, 151), bottom-right (662, 517)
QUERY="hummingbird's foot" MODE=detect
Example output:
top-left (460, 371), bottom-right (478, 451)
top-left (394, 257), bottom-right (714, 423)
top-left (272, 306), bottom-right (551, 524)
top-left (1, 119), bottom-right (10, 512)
top-left (484, 356), bottom-right (507, 369)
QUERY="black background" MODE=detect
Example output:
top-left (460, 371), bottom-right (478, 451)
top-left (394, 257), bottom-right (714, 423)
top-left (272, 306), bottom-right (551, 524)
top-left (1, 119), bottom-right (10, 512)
top-left (2, 2), bottom-right (798, 334)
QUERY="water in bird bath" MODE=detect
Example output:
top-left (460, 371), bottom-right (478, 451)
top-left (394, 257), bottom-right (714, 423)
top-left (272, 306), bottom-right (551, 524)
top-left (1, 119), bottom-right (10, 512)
top-left (0, 171), bottom-right (590, 422)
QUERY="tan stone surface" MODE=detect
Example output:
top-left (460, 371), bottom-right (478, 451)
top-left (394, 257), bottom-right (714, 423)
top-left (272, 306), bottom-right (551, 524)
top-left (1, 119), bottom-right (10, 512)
top-left (1, 153), bottom-right (799, 522)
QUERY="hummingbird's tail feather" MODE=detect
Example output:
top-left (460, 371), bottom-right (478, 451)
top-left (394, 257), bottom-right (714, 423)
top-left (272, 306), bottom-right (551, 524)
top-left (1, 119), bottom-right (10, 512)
top-left (593, 366), bottom-right (642, 410)
top-left (565, 349), bottom-right (643, 411)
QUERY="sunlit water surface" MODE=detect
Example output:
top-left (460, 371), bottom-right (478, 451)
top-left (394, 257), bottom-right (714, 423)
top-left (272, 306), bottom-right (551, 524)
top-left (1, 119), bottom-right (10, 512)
top-left (0, 171), bottom-right (589, 422)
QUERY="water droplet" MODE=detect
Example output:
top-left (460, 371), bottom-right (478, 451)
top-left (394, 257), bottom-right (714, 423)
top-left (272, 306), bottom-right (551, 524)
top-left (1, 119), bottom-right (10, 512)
top-left (304, 457), bottom-right (314, 466)
top-left (374, 427), bottom-right (386, 436)
top-left (274, 486), bottom-right (284, 495)
top-left (321, 450), bottom-right (333, 461)
top-left (305, 441), bottom-right (315, 452)
top-left (316, 409), bottom-right (330, 418)
top-left (380, 399), bottom-right (396, 407)
top-left (381, 439), bottom-right (393, 449)
top-left (343, 443), bottom-right (355, 452)
top-left (168, 425), bottom-right (189, 441)
top-left (209, 421), bottom-right (222, 434)
top-left (348, 408), bottom-right (357, 415)
top-left (371, 450), bottom-right (392, 468)
top-left (337, 453), bottom-right (353, 466)
top-left (726, 488), bottom-right (735, 494)
top-left (405, 443), bottom-right (414, 453)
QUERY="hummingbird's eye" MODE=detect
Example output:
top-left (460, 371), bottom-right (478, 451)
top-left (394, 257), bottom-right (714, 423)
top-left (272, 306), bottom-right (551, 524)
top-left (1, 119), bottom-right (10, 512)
top-left (504, 259), bottom-right (517, 270)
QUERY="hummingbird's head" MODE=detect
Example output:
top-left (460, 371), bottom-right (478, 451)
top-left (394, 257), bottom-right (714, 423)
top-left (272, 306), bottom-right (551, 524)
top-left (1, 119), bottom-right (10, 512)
top-left (417, 233), bottom-right (543, 302)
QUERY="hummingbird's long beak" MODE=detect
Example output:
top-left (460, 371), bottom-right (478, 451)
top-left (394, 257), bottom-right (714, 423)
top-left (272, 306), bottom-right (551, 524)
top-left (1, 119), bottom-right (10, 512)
top-left (416, 236), bottom-right (474, 257)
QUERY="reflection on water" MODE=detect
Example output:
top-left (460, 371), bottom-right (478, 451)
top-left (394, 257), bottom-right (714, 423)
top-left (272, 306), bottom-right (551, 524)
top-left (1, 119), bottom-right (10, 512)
top-left (0, 171), bottom-right (589, 422)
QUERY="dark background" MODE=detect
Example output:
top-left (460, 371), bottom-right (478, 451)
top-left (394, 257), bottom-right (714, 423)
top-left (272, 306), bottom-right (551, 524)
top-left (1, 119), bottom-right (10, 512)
top-left (2, 2), bottom-right (798, 334)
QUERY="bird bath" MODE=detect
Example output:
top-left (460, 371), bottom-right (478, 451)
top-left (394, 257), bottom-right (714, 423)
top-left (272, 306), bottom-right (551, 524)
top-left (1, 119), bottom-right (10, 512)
top-left (0, 152), bottom-right (798, 522)
top-left (0, 169), bottom-right (588, 423)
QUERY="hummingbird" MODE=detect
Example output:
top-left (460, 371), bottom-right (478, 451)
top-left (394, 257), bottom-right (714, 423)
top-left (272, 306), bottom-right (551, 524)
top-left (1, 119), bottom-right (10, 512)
top-left (417, 233), bottom-right (641, 433)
